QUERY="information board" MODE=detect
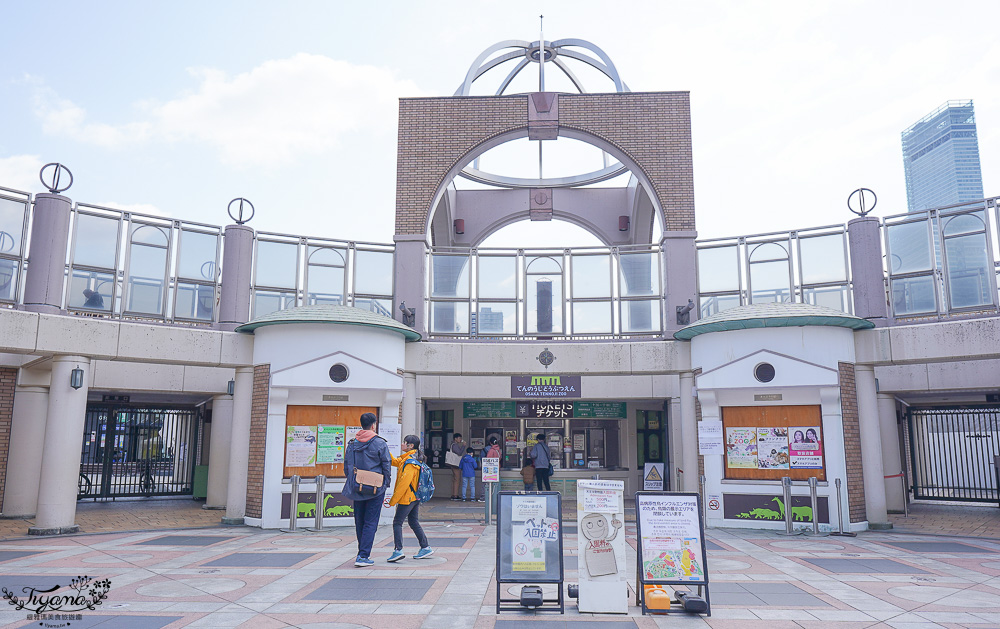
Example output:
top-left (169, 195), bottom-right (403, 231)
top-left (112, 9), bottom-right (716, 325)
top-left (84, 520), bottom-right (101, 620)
top-left (464, 401), bottom-right (515, 418)
top-left (577, 480), bottom-right (627, 613)
top-left (285, 426), bottom-right (317, 467)
top-left (496, 491), bottom-right (564, 613)
top-left (698, 420), bottom-right (724, 455)
top-left (635, 492), bottom-right (709, 585)
top-left (317, 425), bottom-right (345, 464)
top-left (482, 457), bottom-right (500, 483)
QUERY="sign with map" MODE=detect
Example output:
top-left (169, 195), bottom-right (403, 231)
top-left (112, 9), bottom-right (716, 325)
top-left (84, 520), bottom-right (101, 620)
top-left (636, 493), bottom-right (708, 585)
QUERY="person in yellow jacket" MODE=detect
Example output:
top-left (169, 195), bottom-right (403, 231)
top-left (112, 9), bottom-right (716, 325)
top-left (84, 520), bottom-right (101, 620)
top-left (387, 434), bottom-right (434, 562)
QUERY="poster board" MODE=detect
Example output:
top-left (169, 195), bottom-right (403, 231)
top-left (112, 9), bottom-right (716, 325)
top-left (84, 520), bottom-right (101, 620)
top-left (722, 406), bottom-right (826, 481)
top-left (495, 491), bottom-right (564, 614)
top-left (283, 405), bottom-right (377, 479)
top-left (577, 480), bottom-right (627, 613)
top-left (634, 491), bottom-right (711, 616)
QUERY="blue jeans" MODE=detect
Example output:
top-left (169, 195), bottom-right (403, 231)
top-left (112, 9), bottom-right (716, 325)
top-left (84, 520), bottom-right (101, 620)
top-left (353, 495), bottom-right (383, 560)
top-left (524, 483), bottom-right (535, 491)
top-left (461, 476), bottom-right (475, 500)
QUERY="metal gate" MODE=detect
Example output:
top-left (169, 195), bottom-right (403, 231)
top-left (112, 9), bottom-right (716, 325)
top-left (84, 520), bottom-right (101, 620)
top-left (907, 406), bottom-right (1000, 503)
top-left (78, 404), bottom-right (201, 500)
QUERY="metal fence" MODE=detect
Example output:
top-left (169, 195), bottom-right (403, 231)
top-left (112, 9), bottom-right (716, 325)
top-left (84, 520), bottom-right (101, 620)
top-left (907, 406), bottom-right (1000, 503)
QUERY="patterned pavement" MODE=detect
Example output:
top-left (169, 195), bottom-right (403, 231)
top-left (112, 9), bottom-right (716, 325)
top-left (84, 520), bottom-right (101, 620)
top-left (1, 499), bottom-right (1000, 628)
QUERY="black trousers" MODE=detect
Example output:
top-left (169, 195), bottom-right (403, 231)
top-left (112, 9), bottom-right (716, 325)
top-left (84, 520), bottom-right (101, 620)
top-left (534, 467), bottom-right (551, 491)
top-left (392, 501), bottom-right (429, 551)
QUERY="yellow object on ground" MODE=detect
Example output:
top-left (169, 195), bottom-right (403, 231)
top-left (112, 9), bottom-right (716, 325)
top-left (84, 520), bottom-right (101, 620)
top-left (644, 585), bottom-right (672, 610)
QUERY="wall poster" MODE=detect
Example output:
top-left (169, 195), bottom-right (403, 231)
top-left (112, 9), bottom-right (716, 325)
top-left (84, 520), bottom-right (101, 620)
top-left (316, 425), bottom-right (345, 464)
top-left (789, 426), bottom-right (823, 468)
top-left (286, 426), bottom-right (317, 467)
top-left (725, 427), bottom-right (757, 468)
top-left (756, 427), bottom-right (789, 469)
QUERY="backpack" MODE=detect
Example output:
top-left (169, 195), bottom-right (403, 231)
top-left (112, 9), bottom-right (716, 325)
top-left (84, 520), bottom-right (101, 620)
top-left (405, 458), bottom-right (435, 503)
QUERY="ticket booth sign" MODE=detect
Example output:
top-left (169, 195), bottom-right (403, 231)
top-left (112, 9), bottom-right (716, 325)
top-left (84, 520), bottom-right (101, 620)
top-left (576, 480), bottom-right (627, 613)
top-left (635, 492), bottom-right (711, 616)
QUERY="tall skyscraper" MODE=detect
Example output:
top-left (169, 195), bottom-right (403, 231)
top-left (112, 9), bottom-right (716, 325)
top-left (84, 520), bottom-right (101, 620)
top-left (902, 100), bottom-right (984, 212)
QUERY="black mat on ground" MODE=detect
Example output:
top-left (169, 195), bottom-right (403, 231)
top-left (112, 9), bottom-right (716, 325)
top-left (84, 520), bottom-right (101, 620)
top-left (381, 537), bottom-right (470, 547)
top-left (305, 576), bottom-right (436, 601)
top-left (202, 552), bottom-right (315, 567)
top-left (710, 581), bottom-right (829, 607)
top-left (803, 557), bottom-right (929, 574)
top-left (0, 550), bottom-right (41, 562)
top-left (879, 541), bottom-right (991, 553)
top-left (135, 535), bottom-right (237, 546)
top-left (496, 621), bottom-right (637, 628)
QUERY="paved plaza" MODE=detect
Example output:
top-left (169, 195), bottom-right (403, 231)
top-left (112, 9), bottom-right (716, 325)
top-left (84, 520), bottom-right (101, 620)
top-left (2, 499), bottom-right (1000, 628)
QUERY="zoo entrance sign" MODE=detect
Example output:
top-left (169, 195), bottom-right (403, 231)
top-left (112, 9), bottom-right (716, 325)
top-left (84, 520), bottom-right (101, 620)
top-left (511, 375), bottom-right (581, 398)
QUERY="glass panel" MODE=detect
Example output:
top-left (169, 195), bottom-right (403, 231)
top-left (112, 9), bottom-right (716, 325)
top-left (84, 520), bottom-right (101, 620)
top-left (175, 282), bottom-right (214, 321)
top-left (68, 270), bottom-right (114, 311)
top-left (891, 276), bottom-right (936, 316)
top-left (888, 220), bottom-right (932, 274)
top-left (306, 264), bottom-right (345, 305)
top-left (476, 302), bottom-right (516, 335)
top-left (255, 240), bottom-right (298, 289)
top-left (699, 293), bottom-right (740, 318)
top-left (943, 212), bottom-right (985, 237)
top-left (527, 275), bottom-right (562, 334)
top-left (697, 246), bottom-right (739, 293)
top-left (178, 230), bottom-right (218, 280)
top-left (127, 277), bottom-right (164, 314)
top-left (619, 252), bottom-right (657, 296)
top-left (526, 256), bottom-right (561, 275)
top-left (73, 213), bottom-right (119, 269)
top-left (128, 243), bottom-right (167, 282)
top-left (430, 301), bottom-right (469, 334)
top-left (0, 259), bottom-right (19, 301)
top-left (478, 256), bottom-right (516, 299)
top-left (354, 249), bottom-right (393, 295)
top-left (254, 290), bottom-right (296, 318)
top-left (131, 224), bottom-right (167, 246)
top-left (431, 255), bottom-right (469, 298)
top-left (622, 299), bottom-right (660, 333)
top-left (750, 259), bottom-right (791, 303)
top-left (945, 232), bottom-right (992, 309)
top-left (572, 255), bottom-right (610, 298)
top-left (0, 197), bottom-right (27, 256)
top-left (803, 286), bottom-right (849, 312)
top-left (799, 234), bottom-right (846, 284)
top-left (572, 301), bottom-right (612, 334)
top-left (353, 297), bottom-right (393, 317)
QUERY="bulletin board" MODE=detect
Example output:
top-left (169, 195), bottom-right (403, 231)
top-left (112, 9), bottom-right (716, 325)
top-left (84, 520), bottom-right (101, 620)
top-left (722, 405), bottom-right (826, 481)
top-left (283, 405), bottom-right (377, 479)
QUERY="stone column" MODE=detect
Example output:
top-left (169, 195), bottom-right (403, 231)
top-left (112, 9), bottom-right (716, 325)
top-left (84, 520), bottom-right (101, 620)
top-left (668, 396), bottom-right (682, 490)
top-left (23, 193), bottom-right (72, 314)
top-left (679, 372), bottom-right (698, 492)
top-left (661, 231), bottom-right (698, 336)
top-left (402, 373), bottom-right (418, 439)
top-left (204, 394), bottom-right (234, 510)
top-left (218, 224), bottom-right (255, 331)
top-left (848, 216), bottom-right (889, 326)
top-left (878, 393), bottom-right (906, 513)
top-left (1, 385), bottom-right (49, 517)
top-left (855, 365), bottom-right (889, 528)
top-left (30, 357), bottom-right (90, 535)
top-left (223, 367), bottom-right (254, 524)
top-left (393, 235), bottom-right (428, 338)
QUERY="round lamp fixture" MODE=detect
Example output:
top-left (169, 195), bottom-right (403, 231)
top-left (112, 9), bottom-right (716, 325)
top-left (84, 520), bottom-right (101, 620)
top-left (754, 362), bottom-right (775, 383)
top-left (329, 364), bottom-right (349, 383)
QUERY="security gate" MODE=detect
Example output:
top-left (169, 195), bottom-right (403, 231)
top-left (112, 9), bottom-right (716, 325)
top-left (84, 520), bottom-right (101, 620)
top-left (907, 406), bottom-right (1000, 503)
top-left (78, 404), bottom-right (202, 500)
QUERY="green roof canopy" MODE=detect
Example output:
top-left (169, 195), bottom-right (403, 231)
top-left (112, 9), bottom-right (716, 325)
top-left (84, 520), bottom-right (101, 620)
top-left (673, 303), bottom-right (875, 340)
top-left (235, 304), bottom-right (422, 341)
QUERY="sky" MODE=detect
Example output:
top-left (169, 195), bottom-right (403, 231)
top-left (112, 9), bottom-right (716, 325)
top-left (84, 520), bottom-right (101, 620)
top-left (1, 0), bottom-right (998, 246)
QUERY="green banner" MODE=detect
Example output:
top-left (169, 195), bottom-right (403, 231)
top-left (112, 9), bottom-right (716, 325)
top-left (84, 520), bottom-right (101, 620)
top-left (573, 402), bottom-right (627, 418)
top-left (464, 401), bottom-right (516, 418)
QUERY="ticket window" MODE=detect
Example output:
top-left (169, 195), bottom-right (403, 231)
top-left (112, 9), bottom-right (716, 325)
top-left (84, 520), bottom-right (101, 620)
top-left (569, 419), bottom-right (622, 470)
top-left (424, 409), bottom-right (454, 469)
top-left (471, 419), bottom-right (520, 470)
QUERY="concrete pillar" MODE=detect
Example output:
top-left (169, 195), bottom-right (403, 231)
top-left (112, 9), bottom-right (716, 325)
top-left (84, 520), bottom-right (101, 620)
top-left (679, 372), bottom-right (699, 492)
top-left (1, 385), bottom-right (49, 518)
top-left (847, 217), bottom-right (889, 326)
top-left (23, 193), bottom-right (72, 314)
top-left (29, 357), bottom-right (90, 535)
top-left (661, 231), bottom-right (698, 336)
top-left (668, 396), bottom-right (682, 490)
top-left (878, 393), bottom-right (906, 513)
top-left (393, 235), bottom-right (428, 337)
top-left (218, 224), bottom-right (255, 331)
top-left (855, 365), bottom-right (889, 528)
top-left (223, 367), bottom-right (254, 524)
top-left (204, 394), bottom-right (233, 509)
top-left (402, 373), bottom-right (418, 439)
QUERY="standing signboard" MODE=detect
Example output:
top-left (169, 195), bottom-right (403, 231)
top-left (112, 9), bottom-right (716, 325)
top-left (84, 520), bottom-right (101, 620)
top-left (634, 492), bottom-right (711, 616)
top-left (496, 491), bottom-right (564, 613)
top-left (576, 480), bottom-right (627, 613)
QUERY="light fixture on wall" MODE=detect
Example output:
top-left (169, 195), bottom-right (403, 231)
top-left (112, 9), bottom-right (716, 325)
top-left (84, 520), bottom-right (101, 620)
top-left (227, 379), bottom-right (235, 396)
top-left (70, 366), bottom-right (84, 390)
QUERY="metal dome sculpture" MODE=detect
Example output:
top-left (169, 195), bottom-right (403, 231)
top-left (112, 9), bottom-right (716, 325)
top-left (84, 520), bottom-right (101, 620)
top-left (454, 36), bottom-right (632, 189)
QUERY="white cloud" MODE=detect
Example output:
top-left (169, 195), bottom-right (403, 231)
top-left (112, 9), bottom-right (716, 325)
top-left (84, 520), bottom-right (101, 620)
top-left (0, 155), bottom-right (44, 194)
top-left (28, 54), bottom-right (426, 169)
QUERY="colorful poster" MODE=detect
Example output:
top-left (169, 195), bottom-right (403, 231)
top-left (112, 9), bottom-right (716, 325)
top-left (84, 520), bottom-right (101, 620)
top-left (286, 426), bottom-right (317, 467)
top-left (725, 427), bottom-right (757, 468)
top-left (316, 425), bottom-right (345, 464)
top-left (790, 426), bottom-right (823, 468)
top-left (637, 494), bottom-right (705, 583)
top-left (756, 427), bottom-right (789, 469)
top-left (512, 524), bottom-right (546, 572)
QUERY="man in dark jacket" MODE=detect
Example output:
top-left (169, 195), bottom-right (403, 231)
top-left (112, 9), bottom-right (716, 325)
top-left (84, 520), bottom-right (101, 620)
top-left (342, 412), bottom-right (391, 567)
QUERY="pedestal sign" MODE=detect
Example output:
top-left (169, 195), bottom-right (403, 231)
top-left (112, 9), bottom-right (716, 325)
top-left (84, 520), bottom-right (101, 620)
top-left (496, 491), bottom-right (564, 614)
top-left (635, 492), bottom-right (711, 616)
top-left (576, 480), bottom-right (627, 613)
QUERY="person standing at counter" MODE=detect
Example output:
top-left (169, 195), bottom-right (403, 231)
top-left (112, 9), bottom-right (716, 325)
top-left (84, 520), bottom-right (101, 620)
top-left (530, 435), bottom-right (552, 491)
top-left (448, 433), bottom-right (466, 501)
